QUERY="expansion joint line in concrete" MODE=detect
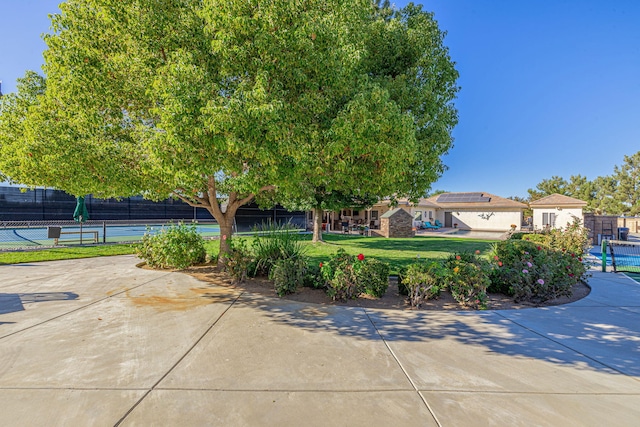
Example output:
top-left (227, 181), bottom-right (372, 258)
top-left (494, 311), bottom-right (635, 379)
top-left (363, 309), bottom-right (442, 427)
top-left (0, 272), bottom-right (173, 341)
top-left (114, 291), bottom-right (244, 427)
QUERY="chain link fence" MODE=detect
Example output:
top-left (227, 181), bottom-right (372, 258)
top-left (0, 220), bottom-right (222, 250)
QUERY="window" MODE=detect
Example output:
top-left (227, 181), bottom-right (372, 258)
top-left (353, 210), bottom-right (359, 216)
top-left (414, 211), bottom-right (423, 221)
top-left (371, 210), bottom-right (379, 220)
top-left (542, 212), bottom-right (556, 227)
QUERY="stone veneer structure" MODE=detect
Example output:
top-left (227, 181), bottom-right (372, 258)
top-left (379, 208), bottom-right (415, 238)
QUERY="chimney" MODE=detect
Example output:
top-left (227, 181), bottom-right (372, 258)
top-left (0, 80), bottom-right (3, 97)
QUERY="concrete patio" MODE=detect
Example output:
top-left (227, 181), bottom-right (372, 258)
top-left (1, 255), bottom-right (639, 426)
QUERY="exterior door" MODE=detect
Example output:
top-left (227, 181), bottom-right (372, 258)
top-left (444, 212), bottom-right (453, 227)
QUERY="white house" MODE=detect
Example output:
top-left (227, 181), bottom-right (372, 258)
top-left (529, 194), bottom-right (587, 230)
top-left (372, 192), bottom-right (527, 231)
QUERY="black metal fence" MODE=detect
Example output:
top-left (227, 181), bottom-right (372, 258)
top-left (0, 187), bottom-right (306, 250)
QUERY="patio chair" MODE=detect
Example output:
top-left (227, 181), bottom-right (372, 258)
top-left (341, 221), bottom-right (349, 234)
top-left (423, 221), bottom-right (439, 229)
top-left (434, 219), bottom-right (443, 228)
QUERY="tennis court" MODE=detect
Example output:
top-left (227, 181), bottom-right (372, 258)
top-left (0, 221), bottom-right (220, 249)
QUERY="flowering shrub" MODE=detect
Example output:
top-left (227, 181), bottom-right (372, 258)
top-left (320, 249), bottom-right (390, 301)
top-left (490, 239), bottom-right (587, 302)
top-left (303, 262), bottom-right (326, 289)
top-left (443, 252), bottom-right (490, 309)
top-left (136, 222), bottom-right (206, 270)
top-left (511, 218), bottom-right (590, 256)
top-left (401, 261), bottom-right (445, 308)
top-left (321, 249), bottom-right (361, 300)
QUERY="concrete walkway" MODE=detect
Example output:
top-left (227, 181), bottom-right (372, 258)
top-left (1, 255), bottom-right (639, 426)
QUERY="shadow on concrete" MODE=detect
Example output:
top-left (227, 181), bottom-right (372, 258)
top-left (0, 292), bottom-right (79, 315)
top-left (239, 294), bottom-right (640, 376)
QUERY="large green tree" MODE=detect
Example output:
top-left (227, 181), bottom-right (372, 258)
top-left (0, 0), bottom-right (373, 260)
top-left (1, 0), bottom-right (458, 256)
top-left (278, 2), bottom-right (459, 241)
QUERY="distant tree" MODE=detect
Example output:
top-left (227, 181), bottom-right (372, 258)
top-left (426, 189), bottom-right (448, 198)
top-left (591, 175), bottom-right (624, 215)
top-left (565, 175), bottom-right (596, 204)
top-left (613, 151), bottom-right (640, 215)
top-left (527, 176), bottom-right (569, 201)
top-left (508, 195), bottom-right (532, 218)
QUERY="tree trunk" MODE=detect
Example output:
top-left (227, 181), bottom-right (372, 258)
top-left (312, 207), bottom-right (324, 243)
top-left (173, 175), bottom-right (275, 269)
top-left (217, 216), bottom-right (234, 268)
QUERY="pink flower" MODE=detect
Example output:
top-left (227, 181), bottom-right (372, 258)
top-left (522, 269), bottom-right (529, 274)
top-left (498, 261), bottom-right (503, 267)
top-left (475, 250), bottom-right (481, 255)
top-left (494, 256), bottom-right (499, 261)
top-left (455, 255), bottom-right (461, 260)
top-left (537, 279), bottom-right (545, 285)
top-left (222, 235), bottom-right (227, 241)
top-left (357, 253), bottom-right (365, 261)
top-left (527, 262), bottom-right (532, 268)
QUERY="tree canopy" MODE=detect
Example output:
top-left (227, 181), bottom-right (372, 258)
top-left (0, 0), bottom-right (459, 257)
top-left (276, 2), bottom-right (459, 241)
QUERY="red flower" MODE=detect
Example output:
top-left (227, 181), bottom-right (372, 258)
top-left (319, 262), bottom-right (323, 268)
top-left (571, 253), bottom-right (575, 258)
top-left (475, 250), bottom-right (481, 255)
top-left (536, 246), bottom-right (541, 250)
top-left (357, 253), bottom-right (365, 261)
top-left (455, 255), bottom-right (461, 260)
top-left (569, 273), bottom-right (575, 277)
top-left (498, 261), bottom-right (503, 267)
top-left (578, 257), bottom-right (582, 262)
top-left (494, 256), bottom-right (499, 261)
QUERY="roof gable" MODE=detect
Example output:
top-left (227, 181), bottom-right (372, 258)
top-left (529, 194), bottom-right (587, 207)
top-left (380, 208), bottom-right (412, 219)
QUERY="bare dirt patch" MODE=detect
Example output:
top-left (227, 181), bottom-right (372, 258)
top-left (182, 265), bottom-right (591, 311)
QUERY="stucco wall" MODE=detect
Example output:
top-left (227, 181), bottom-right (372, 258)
top-left (433, 210), bottom-right (521, 231)
top-left (532, 207), bottom-right (583, 230)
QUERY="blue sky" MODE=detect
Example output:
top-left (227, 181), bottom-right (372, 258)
top-left (1, 1), bottom-right (639, 198)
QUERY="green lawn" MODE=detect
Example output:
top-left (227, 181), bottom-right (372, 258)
top-left (207, 233), bottom-right (495, 275)
top-left (0, 244), bottom-right (137, 265)
top-left (2, 234), bottom-right (495, 274)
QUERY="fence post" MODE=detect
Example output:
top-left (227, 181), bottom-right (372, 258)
top-left (601, 239), bottom-right (607, 272)
top-left (103, 222), bottom-right (107, 243)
